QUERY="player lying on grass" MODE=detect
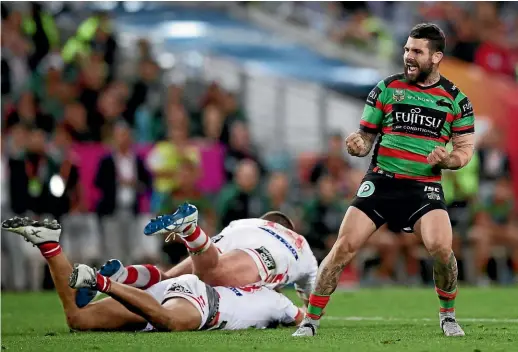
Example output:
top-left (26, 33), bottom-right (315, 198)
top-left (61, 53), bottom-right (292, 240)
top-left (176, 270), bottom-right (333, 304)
top-left (76, 203), bottom-right (318, 309)
top-left (2, 216), bottom-right (304, 332)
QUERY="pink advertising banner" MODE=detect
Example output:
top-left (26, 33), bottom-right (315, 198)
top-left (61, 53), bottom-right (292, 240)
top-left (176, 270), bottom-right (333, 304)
top-left (71, 142), bottom-right (226, 212)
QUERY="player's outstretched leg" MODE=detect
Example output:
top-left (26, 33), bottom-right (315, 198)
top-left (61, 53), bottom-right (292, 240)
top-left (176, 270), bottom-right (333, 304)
top-left (144, 203), bottom-right (219, 276)
top-left (1, 216), bottom-right (145, 331)
top-left (293, 207), bottom-right (377, 337)
top-left (415, 210), bottom-right (465, 337)
top-left (69, 264), bottom-right (201, 331)
top-left (75, 259), bottom-right (165, 308)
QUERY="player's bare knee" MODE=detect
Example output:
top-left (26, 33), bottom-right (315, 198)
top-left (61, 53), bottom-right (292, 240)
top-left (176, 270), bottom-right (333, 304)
top-left (332, 235), bottom-right (361, 259)
top-left (427, 242), bottom-right (453, 263)
top-left (194, 268), bottom-right (221, 286)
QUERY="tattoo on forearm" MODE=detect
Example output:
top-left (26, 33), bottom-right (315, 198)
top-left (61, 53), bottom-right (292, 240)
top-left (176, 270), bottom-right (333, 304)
top-left (356, 130), bottom-right (377, 157)
top-left (433, 251), bottom-right (458, 292)
top-left (314, 262), bottom-right (346, 296)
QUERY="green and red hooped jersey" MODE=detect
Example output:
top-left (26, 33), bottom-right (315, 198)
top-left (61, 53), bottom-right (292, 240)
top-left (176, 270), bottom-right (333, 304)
top-left (360, 73), bottom-right (475, 183)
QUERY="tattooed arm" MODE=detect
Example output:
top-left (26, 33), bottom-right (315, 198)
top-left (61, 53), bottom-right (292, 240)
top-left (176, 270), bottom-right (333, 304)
top-left (435, 133), bottom-right (475, 171)
top-left (345, 130), bottom-right (378, 158)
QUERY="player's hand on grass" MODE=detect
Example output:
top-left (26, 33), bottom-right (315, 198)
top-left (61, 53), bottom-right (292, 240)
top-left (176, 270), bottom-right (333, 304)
top-left (345, 132), bottom-right (366, 156)
top-left (427, 146), bottom-right (451, 168)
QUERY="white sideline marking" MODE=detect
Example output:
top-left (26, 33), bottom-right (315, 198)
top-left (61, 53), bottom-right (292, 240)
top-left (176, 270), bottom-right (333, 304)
top-left (325, 316), bottom-right (518, 323)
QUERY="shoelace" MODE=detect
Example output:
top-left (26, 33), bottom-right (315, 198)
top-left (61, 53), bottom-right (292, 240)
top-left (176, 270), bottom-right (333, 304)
top-left (82, 267), bottom-right (98, 287)
top-left (150, 215), bottom-right (164, 223)
top-left (441, 317), bottom-right (462, 332)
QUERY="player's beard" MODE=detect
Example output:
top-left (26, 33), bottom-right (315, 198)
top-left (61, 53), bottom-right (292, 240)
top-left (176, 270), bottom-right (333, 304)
top-left (404, 58), bottom-right (433, 84)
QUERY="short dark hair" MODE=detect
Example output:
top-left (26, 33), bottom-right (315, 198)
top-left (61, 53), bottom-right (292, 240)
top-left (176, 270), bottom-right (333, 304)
top-left (409, 23), bottom-right (446, 53)
top-left (260, 211), bottom-right (295, 231)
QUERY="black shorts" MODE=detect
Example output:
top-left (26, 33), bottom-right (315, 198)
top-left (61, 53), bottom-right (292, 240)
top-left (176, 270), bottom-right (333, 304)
top-left (351, 170), bottom-right (448, 233)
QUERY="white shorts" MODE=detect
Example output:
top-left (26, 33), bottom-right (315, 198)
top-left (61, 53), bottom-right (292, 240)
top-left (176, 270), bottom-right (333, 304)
top-left (143, 275), bottom-right (211, 331)
top-left (215, 234), bottom-right (291, 289)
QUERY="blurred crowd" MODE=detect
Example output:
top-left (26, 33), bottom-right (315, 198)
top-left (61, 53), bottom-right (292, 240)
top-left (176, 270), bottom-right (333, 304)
top-left (262, 1), bottom-right (518, 81)
top-left (1, 2), bottom-right (517, 292)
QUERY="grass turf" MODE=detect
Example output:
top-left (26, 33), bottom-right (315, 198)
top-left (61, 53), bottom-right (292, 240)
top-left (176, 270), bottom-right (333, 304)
top-left (2, 287), bottom-right (518, 352)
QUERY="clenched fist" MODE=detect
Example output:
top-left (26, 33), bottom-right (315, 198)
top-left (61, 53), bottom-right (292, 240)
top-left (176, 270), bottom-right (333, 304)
top-left (427, 146), bottom-right (451, 168)
top-left (345, 132), bottom-right (366, 156)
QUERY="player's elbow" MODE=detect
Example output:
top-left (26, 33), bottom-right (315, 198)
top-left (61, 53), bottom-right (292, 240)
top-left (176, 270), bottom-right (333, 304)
top-left (66, 312), bottom-right (91, 331)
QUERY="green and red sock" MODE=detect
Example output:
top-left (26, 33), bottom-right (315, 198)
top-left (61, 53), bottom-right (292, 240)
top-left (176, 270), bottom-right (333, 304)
top-left (436, 287), bottom-right (457, 313)
top-left (306, 294), bottom-right (330, 320)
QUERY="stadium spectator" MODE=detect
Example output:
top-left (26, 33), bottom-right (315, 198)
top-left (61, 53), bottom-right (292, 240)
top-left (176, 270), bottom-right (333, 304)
top-left (309, 132), bottom-right (352, 198)
top-left (330, 7), bottom-right (393, 58)
top-left (94, 84), bottom-right (127, 143)
top-left (223, 121), bottom-right (266, 182)
top-left (5, 91), bottom-right (54, 134)
top-left (301, 175), bottom-right (348, 263)
top-left (1, 125), bottom-right (30, 291)
top-left (469, 176), bottom-right (518, 285)
top-left (200, 104), bottom-right (225, 143)
top-left (8, 128), bottom-right (60, 217)
top-left (94, 121), bottom-right (152, 263)
top-left (62, 11), bottom-right (116, 68)
top-left (1, 12), bottom-right (31, 100)
top-left (219, 92), bottom-right (248, 145)
top-left (124, 59), bottom-right (162, 128)
top-left (474, 22), bottom-right (516, 79)
top-left (262, 172), bottom-right (292, 216)
top-left (477, 127), bottom-right (511, 201)
top-left (24, 2), bottom-right (60, 72)
top-left (62, 102), bottom-right (93, 142)
top-left (449, 9), bottom-right (479, 63)
top-left (216, 159), bottom-right (263, 230)
top-left (47, 124), bottom-right (83, 217)
top-left (162, 159), bottom-right (217, 265)
top-left (146, 105), bottom-right (200, 214)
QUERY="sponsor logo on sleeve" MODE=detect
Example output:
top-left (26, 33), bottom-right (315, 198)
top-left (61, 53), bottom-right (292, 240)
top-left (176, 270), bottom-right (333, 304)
top-left (459, 97), bottom-right (473, 118)
top-left (366, 86), bottom-right (382, 107)
top-left (255, 246), bottom-right (276, 271)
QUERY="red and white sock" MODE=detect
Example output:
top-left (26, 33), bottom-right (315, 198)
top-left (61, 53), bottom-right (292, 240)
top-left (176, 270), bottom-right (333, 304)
top-left (39, 242), bottom-right (62, 259)
top-left (96, 273), bottom-right (112, 293)
top-left (182, 225), bottom-right (211, 254)
top-left (117, 264), bottom-right (162, 289)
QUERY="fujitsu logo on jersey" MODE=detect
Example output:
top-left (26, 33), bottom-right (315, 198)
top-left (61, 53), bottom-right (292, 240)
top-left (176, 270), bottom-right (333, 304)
top-left (391, 104), bottom-right (447, 138)
top-left (394, 107), bottom-right (441, 128)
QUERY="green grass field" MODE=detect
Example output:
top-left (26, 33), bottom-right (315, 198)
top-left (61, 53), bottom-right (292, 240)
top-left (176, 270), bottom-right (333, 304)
top-left (2, 287), bottom-right (518, 352)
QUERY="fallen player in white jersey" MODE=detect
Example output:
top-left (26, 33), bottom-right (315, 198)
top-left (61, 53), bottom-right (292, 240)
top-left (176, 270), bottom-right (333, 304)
top-left (2, 216), bottom-right (304, 332)
top-left (77, 203), bottom-right (318, 308)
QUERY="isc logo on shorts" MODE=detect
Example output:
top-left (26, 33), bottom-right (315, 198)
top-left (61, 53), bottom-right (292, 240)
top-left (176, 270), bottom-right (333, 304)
top-left (256, 246), bottom-right (276, 271)
top-left (424, 186), bottom-right (440, 193)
